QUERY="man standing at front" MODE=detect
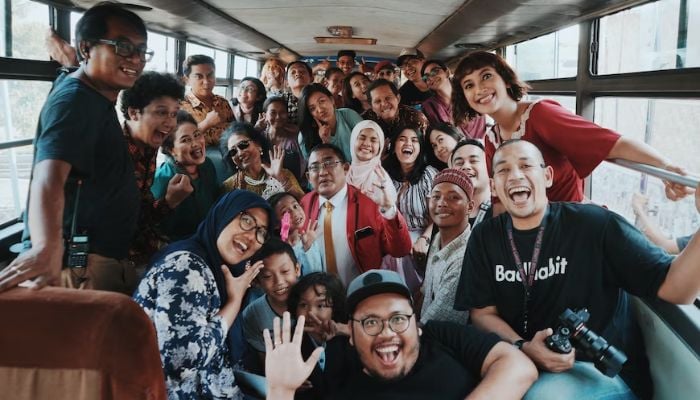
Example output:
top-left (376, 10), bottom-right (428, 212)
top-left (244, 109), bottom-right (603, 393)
top-left (455, 139), bottom-right (700, 399)
top-left (301, 144), bottom-right (412, 285)
top-left (0, 4), bottom-right (147, 293)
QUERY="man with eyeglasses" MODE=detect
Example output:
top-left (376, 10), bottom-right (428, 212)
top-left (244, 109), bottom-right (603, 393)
top-left (0, 3), bottom-right (149, 294)
top-left (300, 144), bottom-right (412, 286)
top-left (263, 269), bottom-right (537, 399)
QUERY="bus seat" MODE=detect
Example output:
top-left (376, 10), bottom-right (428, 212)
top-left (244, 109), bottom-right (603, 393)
top-left (0, 286), bottom-right (166, 400)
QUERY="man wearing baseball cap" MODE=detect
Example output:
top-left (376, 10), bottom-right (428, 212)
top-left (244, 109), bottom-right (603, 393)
top-left (374, 60), bottom-right (398, 85)
top-left (264, 269), bottom-right (537, 399)
top-left (420, 168), bottom-right (475, 325)
top-left (396, 48), bottom-right (432, 109)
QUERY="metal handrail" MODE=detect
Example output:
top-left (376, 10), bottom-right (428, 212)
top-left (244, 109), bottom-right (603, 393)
top-left (0, 138), bottom-right (32, 151)
top-left (608, 159), bottom-right (700, 188)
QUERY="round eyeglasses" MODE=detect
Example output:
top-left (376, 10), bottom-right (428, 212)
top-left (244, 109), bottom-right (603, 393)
top-left (239, 211), bottom-right (268, 245)
top-left (351, 313), bottom-right (414, 336)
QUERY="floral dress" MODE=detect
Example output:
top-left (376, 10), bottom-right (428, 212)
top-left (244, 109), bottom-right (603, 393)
top-left (133, 250), bottom-right (241, 400)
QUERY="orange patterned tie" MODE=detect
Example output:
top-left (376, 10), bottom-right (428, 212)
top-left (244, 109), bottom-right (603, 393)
top-left (323, 201), bottom-right (338, 276)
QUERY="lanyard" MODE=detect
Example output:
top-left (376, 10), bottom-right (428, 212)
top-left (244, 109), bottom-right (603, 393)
top-left (473, 200), bottom-right (491, 226)
top-left (505, 215), bottom-right (546, 334)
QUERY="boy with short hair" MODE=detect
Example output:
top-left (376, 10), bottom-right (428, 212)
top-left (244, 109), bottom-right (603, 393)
top-left (241, 238), bottom-right (301, 367)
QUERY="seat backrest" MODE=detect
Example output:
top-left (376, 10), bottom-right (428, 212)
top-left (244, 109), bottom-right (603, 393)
top-left (0, 286), bottom-right (166, 400)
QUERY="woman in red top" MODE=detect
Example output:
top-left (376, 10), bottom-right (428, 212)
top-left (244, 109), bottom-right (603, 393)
top-left (451, 51), bottom-right (689, 206)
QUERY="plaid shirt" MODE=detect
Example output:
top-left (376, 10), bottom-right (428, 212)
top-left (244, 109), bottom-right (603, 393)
top-left (181, 91), bottom-right (235, 147)
top-left (123, 124), bottom-right (171, 265)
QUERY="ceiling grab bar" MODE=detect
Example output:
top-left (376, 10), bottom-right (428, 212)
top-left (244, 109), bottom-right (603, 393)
top-left (607, 159), bottom-right (700, 188)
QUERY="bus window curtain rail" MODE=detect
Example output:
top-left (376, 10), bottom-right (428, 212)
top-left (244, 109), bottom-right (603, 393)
top-left (607, 159), bottom-right (700, 188)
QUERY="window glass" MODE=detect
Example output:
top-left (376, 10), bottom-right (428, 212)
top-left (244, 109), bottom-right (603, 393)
top-left (70, 11), bottom-right (83, 46)
top-left (504, 25), bottom-right (579, 81)
top-left (590, 97), bottom-right (700, 238)
top-left (0, 80), bottom-right (53, 141)
top-left (233, 55), bottom-right (248, 80)
top-left (1, 0), bottom-right (50, 60)
top-left (247, 58), bottom-right (259, 78)
top-left (213, 86), bottom-right (228, 98)
top-left (186, 42), bottom-right (228, 78)
top-left (0, 145), bottom-right (32, 223)
top-left (598, 0), bottom-right (700, 74)
top-left (145, 31), bottom-right (176, 73)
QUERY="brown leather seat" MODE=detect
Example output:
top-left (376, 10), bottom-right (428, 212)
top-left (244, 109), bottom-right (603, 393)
top-left (0, 286), bottom-right (166, 400)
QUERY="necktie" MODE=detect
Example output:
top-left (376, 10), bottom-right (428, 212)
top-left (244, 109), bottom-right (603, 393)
top-left (323, 201), bottom-right (338, 276)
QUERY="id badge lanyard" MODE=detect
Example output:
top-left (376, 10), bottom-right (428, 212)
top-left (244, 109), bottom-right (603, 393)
top-left (505, 212), bottom-right (547, 335)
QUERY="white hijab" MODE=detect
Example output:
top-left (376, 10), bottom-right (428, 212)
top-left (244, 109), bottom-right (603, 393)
top-left (346, 120), bottom-right (397, 205)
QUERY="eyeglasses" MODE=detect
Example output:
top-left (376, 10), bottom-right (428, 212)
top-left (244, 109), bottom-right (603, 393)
top-left (239, 211), bottom-right (268, 245)
top-left (422, 67), bottom-right (444, 82)
top-left (307, 159), bottom-right (342, 174)
top-left (227, 140), bottom-right (251, 158)
top-left (95, 39), bottom-right (154, 62)
top-left (351, 313), bottom-right (414, 336)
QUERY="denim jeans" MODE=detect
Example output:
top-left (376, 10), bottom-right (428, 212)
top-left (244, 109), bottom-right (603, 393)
top-left (524, 361), bottom-right (638, 400)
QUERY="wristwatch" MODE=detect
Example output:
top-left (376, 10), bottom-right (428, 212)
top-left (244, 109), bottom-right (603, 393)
top-left (513, 339), bottom-right (526, 350)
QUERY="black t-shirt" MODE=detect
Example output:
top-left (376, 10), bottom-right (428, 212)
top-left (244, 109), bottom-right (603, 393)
top-left (333, 321), bottom-right (500, 400)
top-left (455, 202), bottom-right (673, 339)
top-left (399, 80), bottom-right (432, 110)
top-left (31, 75), bottom-right (140, 259)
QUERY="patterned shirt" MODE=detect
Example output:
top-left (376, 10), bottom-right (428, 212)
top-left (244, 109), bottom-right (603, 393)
top-left (279, 90), bottom-right (301, 125)
top-left (181, 91), bottom-right (235, 147)
top-left (123, 124), bottom-right (171, 265)
top-left (362, 104), bottom-right (429, 143)
top-left (133, 250), bottom-right (241, 400)
top-left (421, 227), bottom-right (472, 325)
top-left (392, 166), bottom-right (438, 232)
top-left (221, 169), bottom-right (303, 200)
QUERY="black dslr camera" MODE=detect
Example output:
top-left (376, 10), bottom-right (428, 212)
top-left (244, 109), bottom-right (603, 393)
top-left (545, 308), bottom-right (628, 377)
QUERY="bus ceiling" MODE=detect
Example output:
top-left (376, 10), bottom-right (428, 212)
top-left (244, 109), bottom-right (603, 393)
top-left (43, 0), bottom-right (654, 62)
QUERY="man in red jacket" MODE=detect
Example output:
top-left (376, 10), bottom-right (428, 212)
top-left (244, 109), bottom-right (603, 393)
top-left (301, 143), bottom-right (412, 286)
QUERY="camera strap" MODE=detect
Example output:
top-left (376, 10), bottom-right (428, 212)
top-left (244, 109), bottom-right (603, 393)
top-left (505, 213), bottom-right (547, 335)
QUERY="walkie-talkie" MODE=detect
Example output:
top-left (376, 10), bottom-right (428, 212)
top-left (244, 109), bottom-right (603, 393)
top-left (65, 180), bottom-right (89, 268)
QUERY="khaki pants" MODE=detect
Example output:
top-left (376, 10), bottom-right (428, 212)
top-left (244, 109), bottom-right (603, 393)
top-left (61, 253), bottom-right (138, 295)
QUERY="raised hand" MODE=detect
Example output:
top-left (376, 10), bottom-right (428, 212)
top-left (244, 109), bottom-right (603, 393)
top-left (165, 173), bottom-right (194, 208)
top-left (262, 144), bottom-right (286, 180)
top-left (264, 313), bottom-right (323, 400)
top-left (372, 166), bottom-right (393, 210)
top-left (254, 112), bottom-right (268, 131)
top-left (318, 122), bottom-right (332, 144)
top-left (662, 163), bottom-right (694, 201)
top-left (222, 260), bottom-right (263, 304)
top-left (202, 110), bottom-right (221, 130)
top-left (301, 219), bottom-right (318, 252)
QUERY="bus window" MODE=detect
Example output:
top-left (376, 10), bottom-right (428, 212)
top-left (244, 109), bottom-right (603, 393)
top-left (598, 0), bottom-right (700, 73)
top-left (145, 31), bottom-right (177, 73)
top-left (2, 0), bottom-right (50, 60)
top-left (186, 42), bottom-right (229, 79)
top-left (505, 25), bottom-right (579, 81)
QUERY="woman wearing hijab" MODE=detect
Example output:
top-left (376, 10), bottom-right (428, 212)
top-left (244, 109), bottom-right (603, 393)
top-left (133, 190), bottom-right (273, 400)
top-left (346, 120), bottom-right (397, 206)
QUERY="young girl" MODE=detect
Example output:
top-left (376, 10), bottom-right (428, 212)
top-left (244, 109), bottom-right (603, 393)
top-left (286, 272), bottom-right (355, 400)
top-left (451, 50), bottom-right (689, 205)
top-left (346, 120), bottom-right (397, 206)
top-left (268, 192), bottom-right (322, 275)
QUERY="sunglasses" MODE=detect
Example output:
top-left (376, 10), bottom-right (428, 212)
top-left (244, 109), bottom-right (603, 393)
top-left (228, 140), bottom-right (251, 158)
top-left (422, 67), bottom-right (444, 82)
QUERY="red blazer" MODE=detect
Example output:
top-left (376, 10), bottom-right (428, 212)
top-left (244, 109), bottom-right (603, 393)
top-left (301, 185), bottom-right (412, 273)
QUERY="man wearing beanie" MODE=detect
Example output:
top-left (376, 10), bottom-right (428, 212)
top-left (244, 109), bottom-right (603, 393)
top-left (420, 168), bottom-right (475, 325)
top-left (263, 269), bottom-right (537, 400)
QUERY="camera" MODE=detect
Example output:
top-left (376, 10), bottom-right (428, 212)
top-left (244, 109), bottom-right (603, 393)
top-left (545, 308), bottom-right (627, 377)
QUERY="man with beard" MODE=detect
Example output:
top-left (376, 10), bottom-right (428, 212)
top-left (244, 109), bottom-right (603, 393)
top-left (263, 270), bottom-right (537, 400)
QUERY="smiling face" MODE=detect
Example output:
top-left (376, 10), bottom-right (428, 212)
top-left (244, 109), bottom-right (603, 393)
top-left (370, 84), bottom-right (400, 122)
top-left (216, 207), bottom-right (269, 265)
top-left (394, 129), bottom-right (420, 167)
top-left (450, 144), bottom-right (489, 194)
top-left (307, 91), bottom-right (335, 125)
top-left (376, 68), bottom-right (397, 82)
top-left (296, 284), bottom-right (334, 334)
top-left (350, 293), bottom-right (420, 381)
top-left (307, 148), bottom-right (349, 198)
top-left (459, 66), bottom-right (514, 116)
top-left (228, 133), bottom-right (262, 171)
top-left (429, 130), bottom-right (458, 164)
top-left (423, 63), bottom-right (449, 91)
top-left (491, 141), bottom-right (553, 229)
top-left (287, 63), bottom-right (311, 90)
top-left (265, 100), bottom-right (288, 130)
top-left (171, 122), bottom-right (206, 167)
top-left (186, 63), bottom-right (216, 100)
top-left (354, 128), bottom-right (380, 162)
top-left (237, 80), bottom-right (259, 106)
top-left (128, 96), bottom-right (179, 149)
top-left (350, 74), bottom-right (370, 102)
top-left (428, 182), bottom-right (473, 230)
top-left (337, 55), bottom-right (355, 75)
top-left (85, 17), bottom-right (146, 93)
top-left (273, 194), bottom-right (306, 232)
top-left (256, 252), bottom-right (300, 306)
top-left (264, 59), bottom-right (284, 81)
top-left (325, 71), bottom-right (344, 96)
top-left (400, 57), bottom-right (424, 83)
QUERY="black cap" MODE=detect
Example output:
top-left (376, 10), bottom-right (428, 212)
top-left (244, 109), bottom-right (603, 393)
top-left (337, 50), bottom-right (356, 60)
top-left (346, 270), bottom-right (413, 315)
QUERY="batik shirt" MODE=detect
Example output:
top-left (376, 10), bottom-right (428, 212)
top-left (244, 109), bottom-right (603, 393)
top-left (133, 250), bottom-right (241, 400)
top-left (362, 104), bottom-right (429, 144)
top-left (123, 124), bottom-right (171, 265)
top-left (181, 91), bottom-right (235, 147)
